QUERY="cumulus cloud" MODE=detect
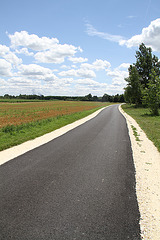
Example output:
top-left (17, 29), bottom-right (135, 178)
top-left (68, 57), bottom-right (88, 63)
top-left (4, 76), bottom-right (44, 95)
top-left (8, 31), bottom-right (82, 64)
top-left (9, 31), bottom-right (59, 51)
top-left (81, 59), bottom-right (111, 71)
top-left (77, 68), bottom-right (96, 78)
top-left (34, 44), bottom-right (78, 64)
top-left (18, 64), bottom-right (58, 81)
top-left (117, 63), bottom-right (130, 70)
top-left (0, 59), bottom-right (12, 76)
top-left (76, 78), bottom-right (106, 87)
top-left (120, 18), bottom-right (160, 51)
top-left (15, 47), bottom-right (34, 56)
top-left (58, 59), bottom-right (111, 79)
top-left (74, 78), bottom-right (109, 96)
top-left (0, 44), bottom-right (22, 65)
top-left (59, 68), bottom-right (96, 79)
top-left (106, 64), bottom-right (129, 88)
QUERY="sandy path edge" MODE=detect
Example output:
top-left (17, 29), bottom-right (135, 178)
top-left (119, 105), bottom-right (160, 240)
top-left (0, 106), bottom-right (109, 166)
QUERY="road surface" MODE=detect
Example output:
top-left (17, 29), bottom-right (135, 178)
top-left (0, 104), bottom-right (141, 239)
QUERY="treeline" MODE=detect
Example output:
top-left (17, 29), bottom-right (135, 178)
top-left (0, 93), bottom-right (124, 102)
top-left (124, 43), bottom-right (160, 115)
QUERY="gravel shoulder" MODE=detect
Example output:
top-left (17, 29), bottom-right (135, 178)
top-left (119, 105), bottom-right (160, 240)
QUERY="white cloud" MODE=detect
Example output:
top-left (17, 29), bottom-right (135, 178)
top-left (76, 78), bottom-right (105, 87)
top-left (15, 47), bottom-right (34, 56)
top-left (85, 23), bottom-right (124, 43)
top-left (18, 64), bottom-right (52, 75)
top-left (60, 65), bottom-right (71, 69)
top-left (77, 68), bottom-right (96, 78)
top-left (18, 64), bottom-right (58, 81)
top-left (58, 59), bottom-right (111, 81)
top-left (86, 19), bottom-right (160, 53)
top-left (9, 31), bottom-right (59, 51)
top-left (117, 63), bottom-right (130, 70)
top-left (81, 59), bottom-right (111, 71)
top-left (0, 59), bottom-right (12, 76)
top-left (58, 69), bottom-right (77, 77)
top-left (0, 78), bottom-right (8, 88)
top-left (34, 43), bottom-right (78, 64)
top-left (0, 44), bottom-right (22, 65)
top-left (0, 44), bottom-right (9, 54)
top-left (8, 31), bottom-right (82, 64)
top-left (74, 78), bottom-right (109, 96)
top-left (4, 76), bottom-right (44, 95)
top-left (59, 68), bottom-right (96, 79)
top-left (68, 57), bottom-right (88, 63)
top-left (106, 64), bottom-right (129, 89)
top-left (120, 18), bottom-right (160, 51)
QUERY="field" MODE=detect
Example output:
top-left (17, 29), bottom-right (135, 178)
top-left (0, 101), bottom-right (111, 128)
top-left (122, 104), bottom-right (160, 152)
top-left (0, 100), bottom-right (112, 151)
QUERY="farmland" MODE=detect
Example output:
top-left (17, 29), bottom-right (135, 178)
top-left (0, 100), bottom-right (113, 150)
top-left (0, 101), bottom-right (111, 128)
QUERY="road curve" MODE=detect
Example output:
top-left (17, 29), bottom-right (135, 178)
top-left (0, 104), bottom-right (141, 240)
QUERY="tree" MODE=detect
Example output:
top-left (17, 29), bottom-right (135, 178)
top-left (102, 94), bottom-right (109, 102)
top-left (124, 65), bottom-right (142, 106)
top-left (124, 43), bottom-right (160, 114)
top-left (143, 71), bottom-right (160, 115)
top-left (135, 43), bottom-right (160, 88)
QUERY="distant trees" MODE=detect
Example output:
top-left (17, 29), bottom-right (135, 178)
top-left (1, 93), bottom-right (124, 103)
top-left (102, 93), bottom-right (124, 103)
top-left (124, 43), bottom-right (160, 115)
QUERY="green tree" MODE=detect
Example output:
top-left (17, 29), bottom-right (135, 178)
top-left (124, 65), bottom-right (142, 106)
top-left (124, 43), bottom-right (160, 114)
top-left (143, 71), bottom-right (160, 116)
top-left (135, 43), bottom-right (160, 88)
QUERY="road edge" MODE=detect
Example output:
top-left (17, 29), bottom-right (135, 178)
top-left (119, 104), bottom-right (160, 240)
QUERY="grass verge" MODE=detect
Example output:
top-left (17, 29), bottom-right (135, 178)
top-left (0, 105), bottom-right (111, 151)
top-left (122, 104), bottom-right (160, 152)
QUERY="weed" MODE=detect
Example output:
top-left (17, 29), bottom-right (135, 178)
top-left (131, 125), bottom-right (140, 141)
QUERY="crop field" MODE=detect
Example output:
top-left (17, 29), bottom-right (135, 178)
top-left (0, 100), bottom-right (112, 150)
top-left (0, 101), bottom-right (109, 128)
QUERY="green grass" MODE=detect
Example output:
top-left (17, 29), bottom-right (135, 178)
top-left (131, 125), bottom-right (140, 142)
top-left (122, 104), bottom-right (160, 152)
top-left (0, 105), bottom-right (111, 151)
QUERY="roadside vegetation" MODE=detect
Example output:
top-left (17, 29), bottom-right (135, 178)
top-left (122, 104), bottom-right (160, 152)
top-left (124, 43), bottom-right (160, 116)
top-left (122, 43), bottom-right (160, 152)
top-left (0, 101), bottom-right (113, 151)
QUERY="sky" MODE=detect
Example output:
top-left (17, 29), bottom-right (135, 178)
top-left (0, 0), bottom-right (160, 97)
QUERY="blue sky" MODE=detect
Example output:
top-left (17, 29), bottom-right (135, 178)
top-left (0, 0), bottom-right (160, 96)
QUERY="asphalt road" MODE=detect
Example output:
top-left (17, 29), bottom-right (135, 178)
top-left (0, 104), bottom-right (141, 240)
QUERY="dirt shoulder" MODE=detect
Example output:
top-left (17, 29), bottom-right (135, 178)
top-left (119, 105), bottom-right (160, 240)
